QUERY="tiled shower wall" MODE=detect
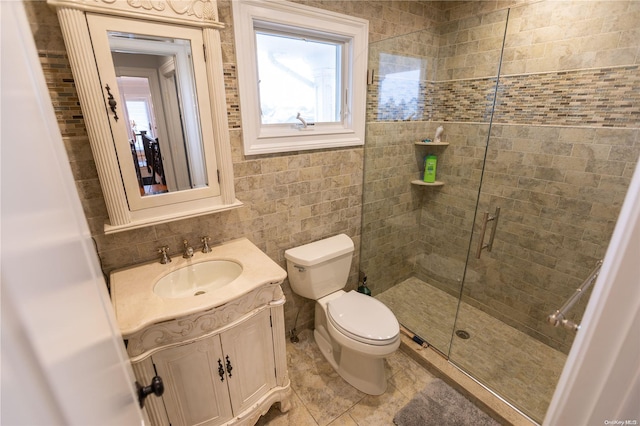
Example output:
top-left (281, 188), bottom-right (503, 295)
top-left (466, 125), bottom-right (638, 352)
top-left (363, 1), bottom-right (639, 353)
top-left (25, 0), bottom-right (442, 334)
top-left (439, 1), bottom-right (639, 353)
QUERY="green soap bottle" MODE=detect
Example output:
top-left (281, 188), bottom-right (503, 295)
top-left (424, 154), bottom-right (437, 183)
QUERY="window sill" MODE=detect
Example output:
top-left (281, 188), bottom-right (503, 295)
top-left (245, 131), bottom-right (363, 155)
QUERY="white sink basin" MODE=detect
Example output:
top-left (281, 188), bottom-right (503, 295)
top-left (111, 238), bottom-right (288, 335)
top-left (153, 260), bottom-right (243, 298)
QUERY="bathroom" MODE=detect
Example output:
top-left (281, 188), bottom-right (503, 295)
top-left (9, 0), bottom-right (639, 424)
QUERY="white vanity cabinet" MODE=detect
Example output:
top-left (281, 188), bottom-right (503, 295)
top-left (126, 284), bottom-right (291, 426)
top-left (152, 309), bottom-right (276, 425)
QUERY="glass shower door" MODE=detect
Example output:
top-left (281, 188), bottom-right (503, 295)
top-left (448, 2), bottom-right (640, 422)
top-left (363, 7), bottom-right (509, 357)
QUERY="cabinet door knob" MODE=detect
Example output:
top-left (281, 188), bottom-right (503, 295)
top-left (225, 355), bottom-right (233, 377)
top-left (136, 376), bottom-right (164, 408)
top-left (217, 358), bottom-right (225, 382)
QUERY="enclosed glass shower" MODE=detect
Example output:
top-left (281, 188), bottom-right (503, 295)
top-left (361, 1), bottom-right (639, 423)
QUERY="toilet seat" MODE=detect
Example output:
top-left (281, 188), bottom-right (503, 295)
top-left (327, 291), bottom-right (399, 346)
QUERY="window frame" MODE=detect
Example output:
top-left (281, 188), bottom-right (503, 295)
top-left (233, 0), bottom-right (369, 155)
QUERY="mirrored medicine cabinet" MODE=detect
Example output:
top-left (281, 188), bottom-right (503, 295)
top-left (48, 0), bottom-right (241, 233)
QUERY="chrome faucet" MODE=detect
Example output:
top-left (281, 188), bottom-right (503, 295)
top-left (158, 246), bottom-right (171, 264)
top-left (201, 236), bottom-right (211, 253)
top-left (182, 240), bottom-right (194, 258)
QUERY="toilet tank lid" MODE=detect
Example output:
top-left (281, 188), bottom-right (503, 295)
top-left (284, 234), bottom-right (354, 266)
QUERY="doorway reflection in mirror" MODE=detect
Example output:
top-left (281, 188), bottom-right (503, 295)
top-left (109, 32), bottom-right (208, 197)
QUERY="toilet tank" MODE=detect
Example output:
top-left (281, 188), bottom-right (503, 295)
top-left (284, 234), bottom-right (354, 300)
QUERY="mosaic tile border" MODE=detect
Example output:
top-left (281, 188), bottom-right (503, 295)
top-left (493, 66), bottom-right (640, 127)
top-left (368, 65), bottom-right (640, 128)
top-left (38, 52), bottom-right (86, 137)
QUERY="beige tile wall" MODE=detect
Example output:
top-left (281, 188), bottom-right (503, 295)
top-left (447, 2), bottom-right (639, 353)
top-left (464, 125), bottom-right (639, 352)
top-left (436, 7), bottom-right (509, 80)
top-left (292, 0), bottom-right (444, 43)
top-left (25, 0), bottom-right (441, 334)
top-left (414, 123), bottom-right (489, 294)
top-left (436, 1), bottom-right (640, 80)
top-left (502, 1), bottom-right (640, 75)
top-left (360, 121), bottom-right (433, 293)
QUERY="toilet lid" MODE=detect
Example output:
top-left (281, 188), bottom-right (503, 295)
top-left (327, 291), bottom-right (399, 346)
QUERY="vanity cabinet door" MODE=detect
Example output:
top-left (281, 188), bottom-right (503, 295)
top-left (146, 308), bottom-right (280, 426)
top-left (152, 337), bottom-right (233, 426)
top-left (220, 309), bottom-right (277, 414)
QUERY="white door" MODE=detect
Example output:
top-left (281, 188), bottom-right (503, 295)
top-left (1, 2), bottom-right (145, 424)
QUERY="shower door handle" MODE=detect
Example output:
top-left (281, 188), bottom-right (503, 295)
top-left (476, 207), bottom-right (500, 259)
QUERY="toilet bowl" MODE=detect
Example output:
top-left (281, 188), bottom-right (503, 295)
top-left (285, 234), bottom-right (400, 395)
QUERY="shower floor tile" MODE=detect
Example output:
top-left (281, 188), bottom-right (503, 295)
top-left (375, 276), bottom-right (458, 352)
top-left (376, 277), bottom-right (567, 423)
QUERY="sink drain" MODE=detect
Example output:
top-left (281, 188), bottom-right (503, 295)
top-left (194, 291), bottom-right (206, 296)
top-left (455, 330), bottom-right (470, 339)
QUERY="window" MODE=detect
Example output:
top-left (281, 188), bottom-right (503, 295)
top-left (255, 30), bottom-right (341, 125)
top-left (233, 0), bottom-right (368, 155)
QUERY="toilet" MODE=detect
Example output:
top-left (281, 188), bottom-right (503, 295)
top-left (285, 234), bottom-right (400, 395)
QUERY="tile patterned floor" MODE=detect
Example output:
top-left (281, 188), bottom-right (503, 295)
top-left (257, 329), bottom-right (441, 426)
top-left (376, 277), bottom-right (458, 353)
top-left (376, 278), bottom-right (567, 423)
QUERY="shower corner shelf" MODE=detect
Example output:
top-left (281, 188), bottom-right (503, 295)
top-left (414, 141), bottom-right (448, 187)
top-left (414, 141), bottom-right (449, 146)
top-left (411, 180), bottom-right (445, 187)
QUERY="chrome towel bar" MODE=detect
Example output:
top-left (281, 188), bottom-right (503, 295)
top-left (547, 259), bottom-right (603, 332)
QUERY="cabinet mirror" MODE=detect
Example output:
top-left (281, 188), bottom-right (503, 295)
top-left (110, 32), bottom-right (209, 197)
top-left (48, 0), bottom-right (240, 233)
top-left (88, 15), bottom-right (220, 211)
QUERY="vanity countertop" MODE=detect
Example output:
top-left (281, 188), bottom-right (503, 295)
top-left (110, 238), bottom-right (287, 336)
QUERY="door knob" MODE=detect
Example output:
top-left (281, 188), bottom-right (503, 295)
top-left (136, 376), bottom-right (164, 408)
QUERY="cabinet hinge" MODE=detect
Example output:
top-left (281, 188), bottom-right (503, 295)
top-left (203, 44), bottom-right (207, 62)
top-left (217, 169), bottom-right (220, 183)
top-left (269, 315), bottom-right (272, 327)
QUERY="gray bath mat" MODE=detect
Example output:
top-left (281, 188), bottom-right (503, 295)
top-left (394, 379), bottom-right (500, 426)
